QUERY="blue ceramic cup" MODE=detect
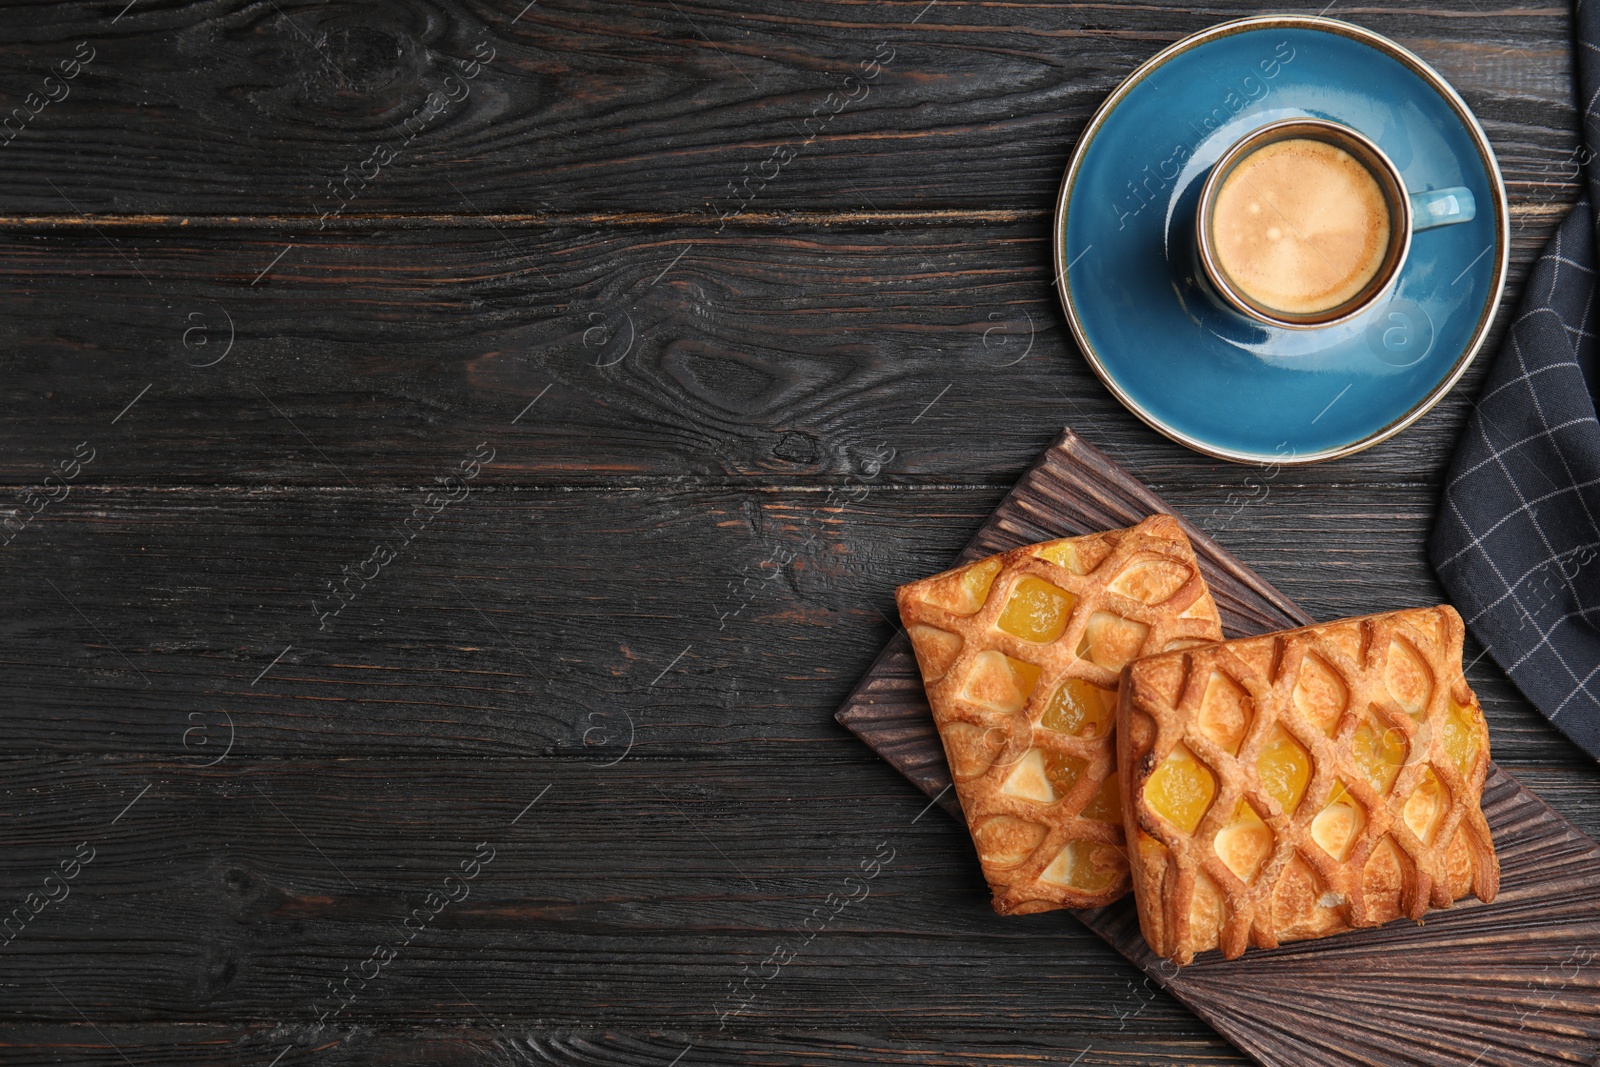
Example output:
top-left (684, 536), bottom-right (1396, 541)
top-left (1194, 117), bottom-right (1475, 330)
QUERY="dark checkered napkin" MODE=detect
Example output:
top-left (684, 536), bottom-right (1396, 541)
top-left (1431, 0), bottom-right (1600, 761)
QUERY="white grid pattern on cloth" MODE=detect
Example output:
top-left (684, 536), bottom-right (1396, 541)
top-left (1462, 537), bottom-right (1600, 623)
top-left (1457, 358), bottom-right (1583, 415)
top-left (1439, 344), bottom-right (1588, 569)
top-left (1552, 658), bottom-right (1600, 715)
top-left (1508, 607), bottom-right (1600, 672)
top-left (1443, 490), bottom-right (1599, 709)
top-left (1512, 302), bottom-right (1600, 539)
top-left (1476, 333), bottom-right (1595, 611)
top-left (1437, 415), bottom-right (1596, 507)
top-left (1432, 199), bottom-right (1600, 757)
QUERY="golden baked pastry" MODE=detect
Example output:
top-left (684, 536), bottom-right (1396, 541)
top-left (896, 515), bottom-right (1223, 913)
top-left (1119, 605), bottom-right (1498, 964)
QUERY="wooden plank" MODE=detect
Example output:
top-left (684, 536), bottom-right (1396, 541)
top-left (0, 218), bottom-right (1564, 488)
top-left (0, 752), bottom-right (1251, 1034)
top-left (0, 483), bottom-right (1590, 767)
top-left (0, 753), bottom-right (1591, 1037)
top-left (0, 1), bottom-right (1575, 217)
top-left (836, 429), bottom-right (1600, 1067)
top-left (0, 1023), bottom-right (1249, 1067)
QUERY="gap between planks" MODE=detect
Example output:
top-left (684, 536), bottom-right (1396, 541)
top-left (0, 208), bottom-right (1044, 231)
top-left (0, 202), bottom-right (1569, 231)
top-left (3, 480), bottom-right (1443, 494)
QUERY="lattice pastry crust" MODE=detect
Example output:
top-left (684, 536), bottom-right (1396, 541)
top-left (897, 515), bottom-right (1223, 913)
top-left (1119, 605), bottom-right (1499, 964)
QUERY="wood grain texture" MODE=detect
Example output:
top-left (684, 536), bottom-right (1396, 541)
top-left (0, 1024), bottom-right (1247, 1067)
top-left (0, 754), bottom-right (1591, 1042)
top-left (1, 2), bottom-right (1595, 1065)
top-left (837, 429), bottom-right (1600, 1067)
top-left (0, 753), bottom-right (1250, 1038)
top-left (0, 1), bottom-right (1578, 217)
top-left (0, 482), bottom-right (1591, 769)
top-left (0, 216), bottom-right (1565, 489)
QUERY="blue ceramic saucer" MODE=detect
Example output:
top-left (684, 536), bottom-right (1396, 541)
top-left (1053, 16), bottom-right (1509, 464)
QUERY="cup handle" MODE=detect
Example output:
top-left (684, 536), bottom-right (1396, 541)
top-left (1410, 187), bottom-right (1475, 231)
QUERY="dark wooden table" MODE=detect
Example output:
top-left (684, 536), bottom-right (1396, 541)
top-left (1, 3), bottom-right (1594, 1065)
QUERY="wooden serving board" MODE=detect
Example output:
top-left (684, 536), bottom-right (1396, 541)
top-left (836, 428), bottom-right (1600, 1067)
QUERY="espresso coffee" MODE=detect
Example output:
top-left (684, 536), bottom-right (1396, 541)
top-left (1209, 137), bottom-right (1392, 316)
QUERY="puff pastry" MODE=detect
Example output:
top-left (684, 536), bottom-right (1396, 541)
top-left (897, 514), bottom-right (1223, 913)
top-left (1119, 605), bottom-right (1498, 964)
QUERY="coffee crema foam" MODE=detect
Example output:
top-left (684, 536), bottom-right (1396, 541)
top-left (1211, 138), bottom-right (1391, 316)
